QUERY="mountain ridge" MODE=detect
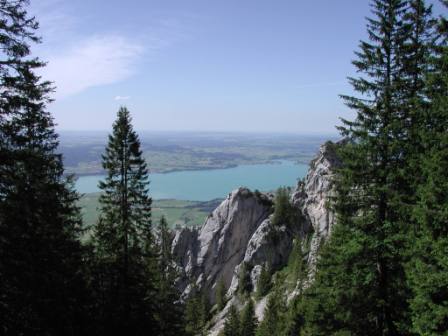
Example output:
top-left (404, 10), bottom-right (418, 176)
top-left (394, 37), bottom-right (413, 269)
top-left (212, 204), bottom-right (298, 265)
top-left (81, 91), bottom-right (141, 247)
top-left (171, 140), bottom-right (341, 335)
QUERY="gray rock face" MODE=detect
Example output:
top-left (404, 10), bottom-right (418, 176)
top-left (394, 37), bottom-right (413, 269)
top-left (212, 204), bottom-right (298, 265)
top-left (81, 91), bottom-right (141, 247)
top-left (172, 187), bottom-right (273, 301)
top-left (291, 141), bottom-right (341, 277)
top-left (227, 141), bottom-right (341, 298)
top-left (240, 215), bottom-right (301, 292)
top-left (171, 227), bottom-right (199, 295)
top-left (171, 141), bottom-right (341, 334)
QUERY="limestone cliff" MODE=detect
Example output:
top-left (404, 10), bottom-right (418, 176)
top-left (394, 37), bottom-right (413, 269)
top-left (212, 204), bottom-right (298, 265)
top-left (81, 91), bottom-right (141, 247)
top-left (171, 141), bottom-right (341, 335)
top-left (291, 141), bottom-right (341, 278)
top-left (172, 188), bottom-right (273, 301)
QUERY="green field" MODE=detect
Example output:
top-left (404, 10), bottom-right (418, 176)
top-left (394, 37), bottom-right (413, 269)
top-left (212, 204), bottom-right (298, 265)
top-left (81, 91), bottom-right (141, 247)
top-left (61, 131), bottom-right (331, 176)
top-left (71, 132), bottom-right (330, 231)
top-left (78, 193), bottom-right (222, 229)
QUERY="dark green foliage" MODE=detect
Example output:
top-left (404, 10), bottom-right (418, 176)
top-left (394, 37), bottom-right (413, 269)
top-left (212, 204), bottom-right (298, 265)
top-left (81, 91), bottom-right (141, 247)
top-left (255, 263), bottom-right (271, 299)
top-left (240, 300), bottom-right (258, 336)
top-left (265, 2), bottom-right (443, 335)
top-left (303, 223), bottom-right (381, 335)
top-left (185, 290), bottom-right (210, 336)
top-left (283, 296), bottom-right (306, 336)
top-left (407, 3), bottom-right (448, 333)
top-left (216, 278), bottom-right (228, 311)
top-left (395, 0), bottom-right (438, 234)
top-left (256, 291), bottom-right (287, 336)
top-left (97, 107), bottom-right (152, 236)
top-left (271, 187), bottom-right (295, 228)
top-left (90, 107), bottom-right (156, 335)
top-left (0, 0), bottom-right (88, 334)
top-left (408, 229), bottom-right (448, 334)
top-left (303, 0), bottom-right (438, 335)
top-left (290, 239), bottom-right (307, 288)
top-left (223, 305), bottom-right (241, 336)
top-left (184, 295), bottom-right (203, 336)
top-left (200, 291), bottom-right (212, 328)
top-left (155, 216), bottom-right (185, 336)
top-left (238, 262), bottom-right (253, 297)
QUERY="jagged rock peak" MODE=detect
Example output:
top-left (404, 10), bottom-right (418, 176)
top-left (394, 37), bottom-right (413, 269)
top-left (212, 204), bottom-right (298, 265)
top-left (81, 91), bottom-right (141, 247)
top-left (172, 187), bottom-right (274, 301)
top-left (291, 140), bottom-right (342, 279)
top-left (172, 141), bottom-right (343, 335)
top-left (207, 142), bottom-right (343, 335)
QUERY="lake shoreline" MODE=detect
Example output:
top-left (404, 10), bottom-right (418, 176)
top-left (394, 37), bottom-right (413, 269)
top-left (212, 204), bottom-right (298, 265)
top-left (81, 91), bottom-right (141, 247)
top-left (75, 160), bottom-right (309, 201)
top-left (66, 157), bottom-right (312, 177)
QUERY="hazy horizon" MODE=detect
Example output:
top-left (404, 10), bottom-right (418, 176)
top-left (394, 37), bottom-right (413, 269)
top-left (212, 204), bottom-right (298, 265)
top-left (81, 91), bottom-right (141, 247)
top-left (57, 128), bottom-right (339, 136)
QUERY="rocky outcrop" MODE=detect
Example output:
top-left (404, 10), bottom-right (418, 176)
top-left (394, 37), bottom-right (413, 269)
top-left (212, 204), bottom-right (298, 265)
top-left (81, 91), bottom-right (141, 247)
top-left (171, 141), bottom-right (341, 335)
top-left (172, 188), bottom-right (274, 301)
top-left (291, 141), bottom-right (341, 277)
top-left (171, 227), bottom-right (200, 295)
top-left (228, 141), bottom-right (341, 299)
top-left (291, 141), bottom-right (340, 235)
top-left (227, 215), bottom-right (302, 296)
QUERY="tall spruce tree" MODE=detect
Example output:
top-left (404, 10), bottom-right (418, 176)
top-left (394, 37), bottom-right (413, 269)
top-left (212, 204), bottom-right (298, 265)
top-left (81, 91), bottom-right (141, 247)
top-left (240, 300), bottom-right (258, 336)
top-left (303, 0), bottom-right (436, 334)
top-left (408, 3), bottom-right (448, 333)
top-left (283, 296), bottom-right (306, 336)
top-left (223, 305), bottom-right (241, 336)
top-left (155, 216), bottom-right (185, 336)
top-left (256, 291), bottom-right (286, 336)
top-left (185, 295), bottom-right (202, 336)
top-left (0, 0), bottom-right (87, 334)
top-left (92, 106), bottom-right (155, 335)
top-left (396, 0), bottom-right (437, 225)
top-left (185, 289), bottom-right (209, 336)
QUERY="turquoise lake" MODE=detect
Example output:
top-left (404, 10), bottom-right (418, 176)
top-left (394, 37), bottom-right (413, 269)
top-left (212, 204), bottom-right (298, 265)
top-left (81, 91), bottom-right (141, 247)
top-left (75, 161), bottom-right (309, 201)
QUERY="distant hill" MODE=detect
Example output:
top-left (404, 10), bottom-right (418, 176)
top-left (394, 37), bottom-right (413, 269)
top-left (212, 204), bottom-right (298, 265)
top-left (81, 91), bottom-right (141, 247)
top-left (59, 131), bottom-right (336, 175)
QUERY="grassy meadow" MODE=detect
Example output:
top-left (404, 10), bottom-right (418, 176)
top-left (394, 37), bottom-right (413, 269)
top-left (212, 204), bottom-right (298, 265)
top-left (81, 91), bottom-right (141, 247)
top-left (78, 193), bottom-right (222, 229)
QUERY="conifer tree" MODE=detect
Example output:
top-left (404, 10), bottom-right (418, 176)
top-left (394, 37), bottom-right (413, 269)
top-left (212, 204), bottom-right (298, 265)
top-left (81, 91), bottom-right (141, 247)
top-left (271, 187), bottom-right (294, 227)
top-left (240, 300), bottom-right (258, 336)
top-left (256, 291), bottom-right (286, 336)
top-left (289, 239), bottom-right (306, 287)
top-left (283, 296), bottom-right (306, 336)
top-left (303, 0), bottom-right (436, 334)
top-left (92, 106), bottom-right (155, 335)
top-left (185, 290), bottom-right (209, 336)
top-left (223, 305), bottom-right (241, 336)
top-left (216, 278), bottom-right (227, 311)
top-left (408, 3), bottom-right (448, 333)
top-left (237, 262), bottom-right (252, 297)
top-left (199, 290), bottom-right (211, 328)
top-left (185, 295), bottom-right (202, 336)
top-left (155, 216), bottom-right (185, 336)
top-left (255, 263), bottom-right (271, 299)
top-left (394, 0), bottom-right (437, 232)
top-left (0, 0), bottom-right (87, 334)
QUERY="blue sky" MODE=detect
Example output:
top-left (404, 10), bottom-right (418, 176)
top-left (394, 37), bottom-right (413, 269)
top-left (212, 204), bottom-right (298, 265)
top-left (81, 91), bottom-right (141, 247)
top-left (31, 0), bottom-right (445, 134)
